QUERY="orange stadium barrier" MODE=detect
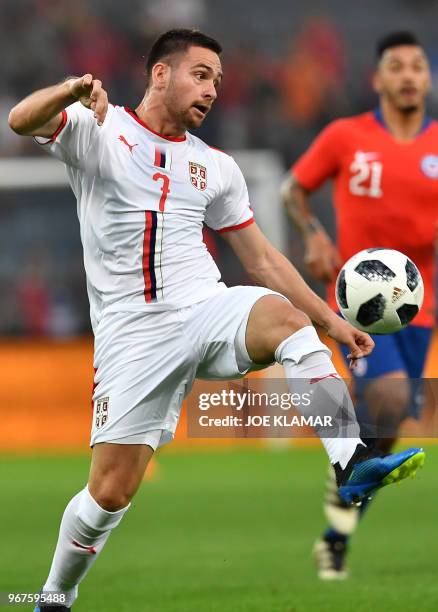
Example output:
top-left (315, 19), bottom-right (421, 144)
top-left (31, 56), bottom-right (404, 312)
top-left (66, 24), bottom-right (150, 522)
top-left (1, 331), bottom-right (437, 452)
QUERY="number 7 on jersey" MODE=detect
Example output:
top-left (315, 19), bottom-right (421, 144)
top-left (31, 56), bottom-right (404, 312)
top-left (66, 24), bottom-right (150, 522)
top-left (153, 172), bottom-right (170, 212)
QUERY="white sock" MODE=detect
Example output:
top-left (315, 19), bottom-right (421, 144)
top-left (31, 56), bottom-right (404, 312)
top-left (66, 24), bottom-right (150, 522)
top-left (42, 486), bottom-right (130, 607)
top-left (324, 464), bottom-right (359, 535)
top-left (275, 326), bottom-right (364, 469)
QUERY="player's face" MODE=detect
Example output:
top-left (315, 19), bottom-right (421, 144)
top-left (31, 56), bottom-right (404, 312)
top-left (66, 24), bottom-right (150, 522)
top-left (164, 46), bottom-right (222, 129)
top-left (374, 45), bottom-right (431, 112)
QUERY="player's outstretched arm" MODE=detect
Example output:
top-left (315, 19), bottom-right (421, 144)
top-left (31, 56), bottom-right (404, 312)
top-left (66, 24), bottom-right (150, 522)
top-left (281, 173), bottom-right (341, 283)
top-left (222, 222), bottom-right (374, 362)
top-left (8, 74), bottom-right (108, 138)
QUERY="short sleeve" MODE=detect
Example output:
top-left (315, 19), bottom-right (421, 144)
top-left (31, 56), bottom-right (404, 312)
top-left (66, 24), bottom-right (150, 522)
top-left (292, 120), bottom-right (344, 191)
top-left (205, 155), bottom-right (254, 233)
top-left (34, 101), bottom-right (97, 168)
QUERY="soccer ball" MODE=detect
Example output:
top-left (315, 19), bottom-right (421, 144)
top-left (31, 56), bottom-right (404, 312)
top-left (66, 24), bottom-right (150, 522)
top-left (335, 248), bottom-right (424, 334)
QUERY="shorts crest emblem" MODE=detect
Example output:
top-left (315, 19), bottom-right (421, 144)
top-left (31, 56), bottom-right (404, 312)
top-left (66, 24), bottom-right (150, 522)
top-left (95, 397), bottom-right (109, 429)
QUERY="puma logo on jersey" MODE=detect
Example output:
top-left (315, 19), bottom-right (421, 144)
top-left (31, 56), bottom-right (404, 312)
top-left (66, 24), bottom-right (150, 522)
top-left (118, 134), bottom-right (138, 154)
top-left (72, 540), bottom-right (97, 554)
top-left (309, 373), bottom-right (340, 384)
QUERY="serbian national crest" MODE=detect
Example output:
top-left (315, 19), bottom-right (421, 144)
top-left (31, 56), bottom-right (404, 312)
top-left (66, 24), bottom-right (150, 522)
top-left (95, 396), bottom-right (109, 429)
top-left (189, 161), bottom-right (207, 190)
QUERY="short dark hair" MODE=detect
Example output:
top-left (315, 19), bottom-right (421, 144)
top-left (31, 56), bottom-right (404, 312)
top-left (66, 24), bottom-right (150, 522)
top-left (376, 31), bottom-right (421, 60)
top-left (145, 28), bottom-right (222, 86)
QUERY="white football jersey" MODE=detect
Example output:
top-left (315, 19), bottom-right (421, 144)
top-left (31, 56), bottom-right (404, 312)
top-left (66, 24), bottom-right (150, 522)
top-left (36, 102), bottom-right (254, 332)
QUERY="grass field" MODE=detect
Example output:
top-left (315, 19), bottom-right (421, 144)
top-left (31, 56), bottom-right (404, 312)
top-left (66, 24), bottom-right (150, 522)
top-left (1, 444), bottom-right (437, 611)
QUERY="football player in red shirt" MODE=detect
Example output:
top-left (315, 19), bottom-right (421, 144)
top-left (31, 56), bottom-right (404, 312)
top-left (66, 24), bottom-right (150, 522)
top-left (282, 31), bottom-right (437, 579)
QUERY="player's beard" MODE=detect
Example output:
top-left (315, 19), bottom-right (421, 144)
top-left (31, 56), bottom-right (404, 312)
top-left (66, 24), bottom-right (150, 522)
top-left (399, 104), bottom-right (420, 114)
top-left (177, 101), bottom-right (206, 130)
top-left (164, 79), bottom-right (204, 131)
top-left (180, 106), bottom-right (203, 129)
top-left (387, 90), bottom-right (422, 115)
top-left (396, 98), bottom-right (421, 115)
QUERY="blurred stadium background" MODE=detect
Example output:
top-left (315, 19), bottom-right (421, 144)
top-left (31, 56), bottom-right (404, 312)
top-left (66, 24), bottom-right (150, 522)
top-left (1, 1), bottom-right (438, 610)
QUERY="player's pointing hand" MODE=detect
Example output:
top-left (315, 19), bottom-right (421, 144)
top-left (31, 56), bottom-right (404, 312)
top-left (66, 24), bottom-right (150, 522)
top-left (68, 74), bottom-right (108, 126)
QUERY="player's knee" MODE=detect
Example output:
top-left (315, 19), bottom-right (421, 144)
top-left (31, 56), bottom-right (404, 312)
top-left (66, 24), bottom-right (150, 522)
top-left (388, 386), bottom-right (410, 414)
top-left (268, 302), bottom-right (312, 349)
top-left (246, 296), bottom-right (313, 363)
top-left (365, 377), bottom-right (410, 438)
top-left (270, 297), bottom-right (310, 331)
top-left (94, 491), bottom-right (132, 512)
top-left (280, 306), bottom-right (312, 335)
top-left (366, 378), bottom-right (410, 415)
top-left (90, 484), bottom-right (134, 512)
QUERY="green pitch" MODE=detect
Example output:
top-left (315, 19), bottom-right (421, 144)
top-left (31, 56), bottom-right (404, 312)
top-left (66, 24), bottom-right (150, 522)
top-left (1, 445), bottom-right (437, 612)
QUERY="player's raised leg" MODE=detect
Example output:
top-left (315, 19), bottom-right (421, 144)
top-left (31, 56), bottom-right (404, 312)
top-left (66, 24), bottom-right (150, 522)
top-left (245, 295), bottom-right (425, 502)
top-left (246, 295), bottom-right (363, 464)
top-left (35, 443), bottom-right (154, 611)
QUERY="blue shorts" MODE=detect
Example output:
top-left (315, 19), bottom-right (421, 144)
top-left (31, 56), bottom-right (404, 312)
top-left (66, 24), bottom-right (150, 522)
top-left (339, 325), bottom-right (433, 422)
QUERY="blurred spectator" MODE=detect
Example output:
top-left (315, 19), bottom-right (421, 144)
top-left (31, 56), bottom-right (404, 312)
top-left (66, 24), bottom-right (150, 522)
top-left (15, 258), bottom-right (52, 336)
top-left (139, 0), bottom-right (207, 36)
top-left (279, 15), bottom-right (347, 128)
top-left (59, 3), bottom-right (134, 102)
top-left (214, 44), bottom-right (287, 151)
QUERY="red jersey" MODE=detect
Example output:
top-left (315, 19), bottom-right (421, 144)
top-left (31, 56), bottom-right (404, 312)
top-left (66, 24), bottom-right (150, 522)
top-left (293, 110), bottom-right (438, 327)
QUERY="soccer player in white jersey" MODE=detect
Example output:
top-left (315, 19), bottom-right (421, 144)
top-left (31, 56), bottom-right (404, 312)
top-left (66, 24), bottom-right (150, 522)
top-left (9, 29), bottom-right (424, 610)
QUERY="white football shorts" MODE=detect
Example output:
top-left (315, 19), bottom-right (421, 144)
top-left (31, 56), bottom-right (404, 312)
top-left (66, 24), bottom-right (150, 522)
top-left (90, 286), bottom-right (286, 449)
